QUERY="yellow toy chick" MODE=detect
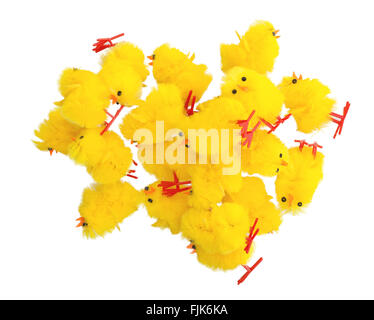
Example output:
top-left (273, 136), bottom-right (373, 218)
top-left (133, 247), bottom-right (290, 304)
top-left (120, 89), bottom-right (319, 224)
top-left (221, 67), bottom-right (284, 128)
top-left (56, 68), bottom-right (110, 128)
top-left (77, 181), bottom-right (142, 238)
top-left (143, 180), bottom-right (191, 234)
top-left (221, 20), bottom-right (280, 74)
top-left (224, 176), bottom-right (282, 235)
top-left (278, 73), bottom-right (335, 133)
top-left (181, 203), bottom-right (250, 255)
top-left (241, 129), bottom-right (289, 176)
top-left (68, 128), bottom-right (133, 184)
top-left (33, 108), bottom-right (82, 155)
top-left (276, 145), bottom-right (324, 214)
top-left (148, 44), bottom-right (212, 105)
top-left (100, 41), bottom-right (149, 82)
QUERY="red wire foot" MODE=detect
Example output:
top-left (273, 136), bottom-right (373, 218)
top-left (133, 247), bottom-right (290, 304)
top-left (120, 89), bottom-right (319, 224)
top-left (101, 105), bottom-right (125, 135)
top-left (330, 101), bottom-right (350, 139)
top-left (244, 218), bottom-right (259, 254)
top-left (184, 90), bottom-right (196, 116)
top-left (158, 171), bottom-right (192, 197)
top-left (92, 33), bottom-right (124, 53)
top-left (261, 114), bottom-right (292, 134)
top-left (237, 258), bottom-right (263, 285)
top-left (294, 140), bottom-right (323, 158)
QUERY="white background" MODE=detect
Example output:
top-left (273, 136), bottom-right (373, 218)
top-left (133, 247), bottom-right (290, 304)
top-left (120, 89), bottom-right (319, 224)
top-left (0, 0), bottom-right (373, 300)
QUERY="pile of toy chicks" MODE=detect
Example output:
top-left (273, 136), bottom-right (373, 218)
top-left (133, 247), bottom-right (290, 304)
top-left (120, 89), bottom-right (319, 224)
top-left (34, 21), bottom-right (350, 283)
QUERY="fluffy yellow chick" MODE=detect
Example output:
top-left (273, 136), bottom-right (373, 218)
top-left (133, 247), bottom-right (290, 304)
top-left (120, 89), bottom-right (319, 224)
top-left (139, 139), bottom-right (192, 182)
top-left (78, 181), bottom-right (142, 238)
top-left (278, 73), bottom-right (335, 133)
top-left (33, 108), bottom-right (82, 155)
top-left (68, 128), bottom-right (132, 184)
top-left (275, 146), bottom-right (324, 214)
top-left (99, 41), bottom-right (149, 106)
top-left (241, 129), bottom-right (289, 176)
top-left (181, 203), bottom-right (250, 255)
top-left (120, 84), bottom-right (187, 142)
top-left (100, 41), bottom-right (149, 82)
top-left (221, 20), bottom-right (280, 74)
top-left (182, 96), bottom-right (246, 163)
top-left (224, 176), bottom-right (282, 234)
top-left (186, 165), bottom-right (225, 210)
top-left (149, 44), bottom-right (212, 103)
top-left (221, 67), bottom-right (284, 128)
top-left (142, 181), bottom-right (191, 234)
top-left (56, 68), bottom-right (110, 128)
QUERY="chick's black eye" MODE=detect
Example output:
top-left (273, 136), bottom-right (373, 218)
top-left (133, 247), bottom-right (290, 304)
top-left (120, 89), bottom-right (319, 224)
top-left (298, 202), bottom-right (303, 207)
top-left (241, 77), bottom-right (247, 81)
top-left (144, 186), bottom-right (149, 191)
top-left (279, 153), bottom-right (283, 158)
top-left (232, 89), bottom-right (237, 94)
top-left (281, 197), bottom-right (287, 202)
top-left (117, 91), bottom-right (122, 96)
top-left (152, 54), bottom-right (155, 59)
top-left (82, 223), bottom-right (88, 227)
top-left (292, 79), bottom-right (297, 84)
top-left (80, 136), bottom-right (84, 139)
top-left (276, 168), bottom-right (279, 173)
top-left (179, 132), bottom-right (184, 137)
top-left (272, 32), bottom-right (276, 36)
top-left (147, 198), bottom-right (153, 203)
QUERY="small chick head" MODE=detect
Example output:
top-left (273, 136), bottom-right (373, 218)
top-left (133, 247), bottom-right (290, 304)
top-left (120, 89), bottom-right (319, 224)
top-left (239, 20), bottom-right (280, 74)
top-left (150, 44), bottom-right (189, 83)
top-left (242, 130), bottom-right (289, 176)
top-left (143, 181), bottom-right (190, 234)
top-left (68, 128), bottom-right (106, 166)
top-left (278, 73), bottom-right (334, 133)
top-left (78, 182), bottom-right (142, 239)
top-left (101, 42), bottom-right (149, 82)
top-left (99, 61), bottom-right (143, 106)
top-left (221, 67), bottom-right (283, 123)
top-left (181, 203), bottom-right (250, 255)
top-left (275, 146), bottom-right (324, 214)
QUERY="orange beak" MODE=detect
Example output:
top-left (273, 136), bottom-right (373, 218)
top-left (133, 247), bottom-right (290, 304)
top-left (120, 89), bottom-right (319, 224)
top-left (144, 186), bottom-right (156, 195)
top-left (281, 160), bottom-right (288, 166)
top-left (187, 243), bottom-right (196, 254)
top-left (110, 94), bottom-right (118, 104)
top-left (238, 85), bottom-right (249, 92)
top-left (147, 55), bottom-right (154, 66)
top-left (75, 217), bottom-right (85, 228)
top-left (273, 29), bottom-right (280, 38)
top-left (288, 194), bottom-right (294, 207)
top-left (49, 149), bottom-right (54, 156)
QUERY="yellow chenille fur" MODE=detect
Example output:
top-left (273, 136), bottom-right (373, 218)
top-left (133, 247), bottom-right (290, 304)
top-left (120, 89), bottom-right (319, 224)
top-left (221, 20), bottom-right (280, 74)
top-left (150, 44), bottom-right (212, 102)
top-left (120, 84), bottom-right (187, 142)
top-left (100, 41), bottom-right (149, 82)
top-left (278, 74), bottom-right (335, 133)
top-left (143, 181), bottom-right (190, 234)
top-left (224, 176), bottom-right (282, 234)
top-left (57, 68), bottom-right (110, 128)
top-left (241, 130), bottom-right (289, 177)
top-left (68, 128), bottom-right (132, 184)
top-left (276, 146), bottom-right (324, 214)
top-left (78, 181), bottom-right (142, 239)
top-left (181, 203), bottom-right (250, 255)
top-left (221, 67), bottom-right (284, 127)
top-left (33, 108), bottom-right (82, 155)
top-left (196, 246), bottom-right (253, 271)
